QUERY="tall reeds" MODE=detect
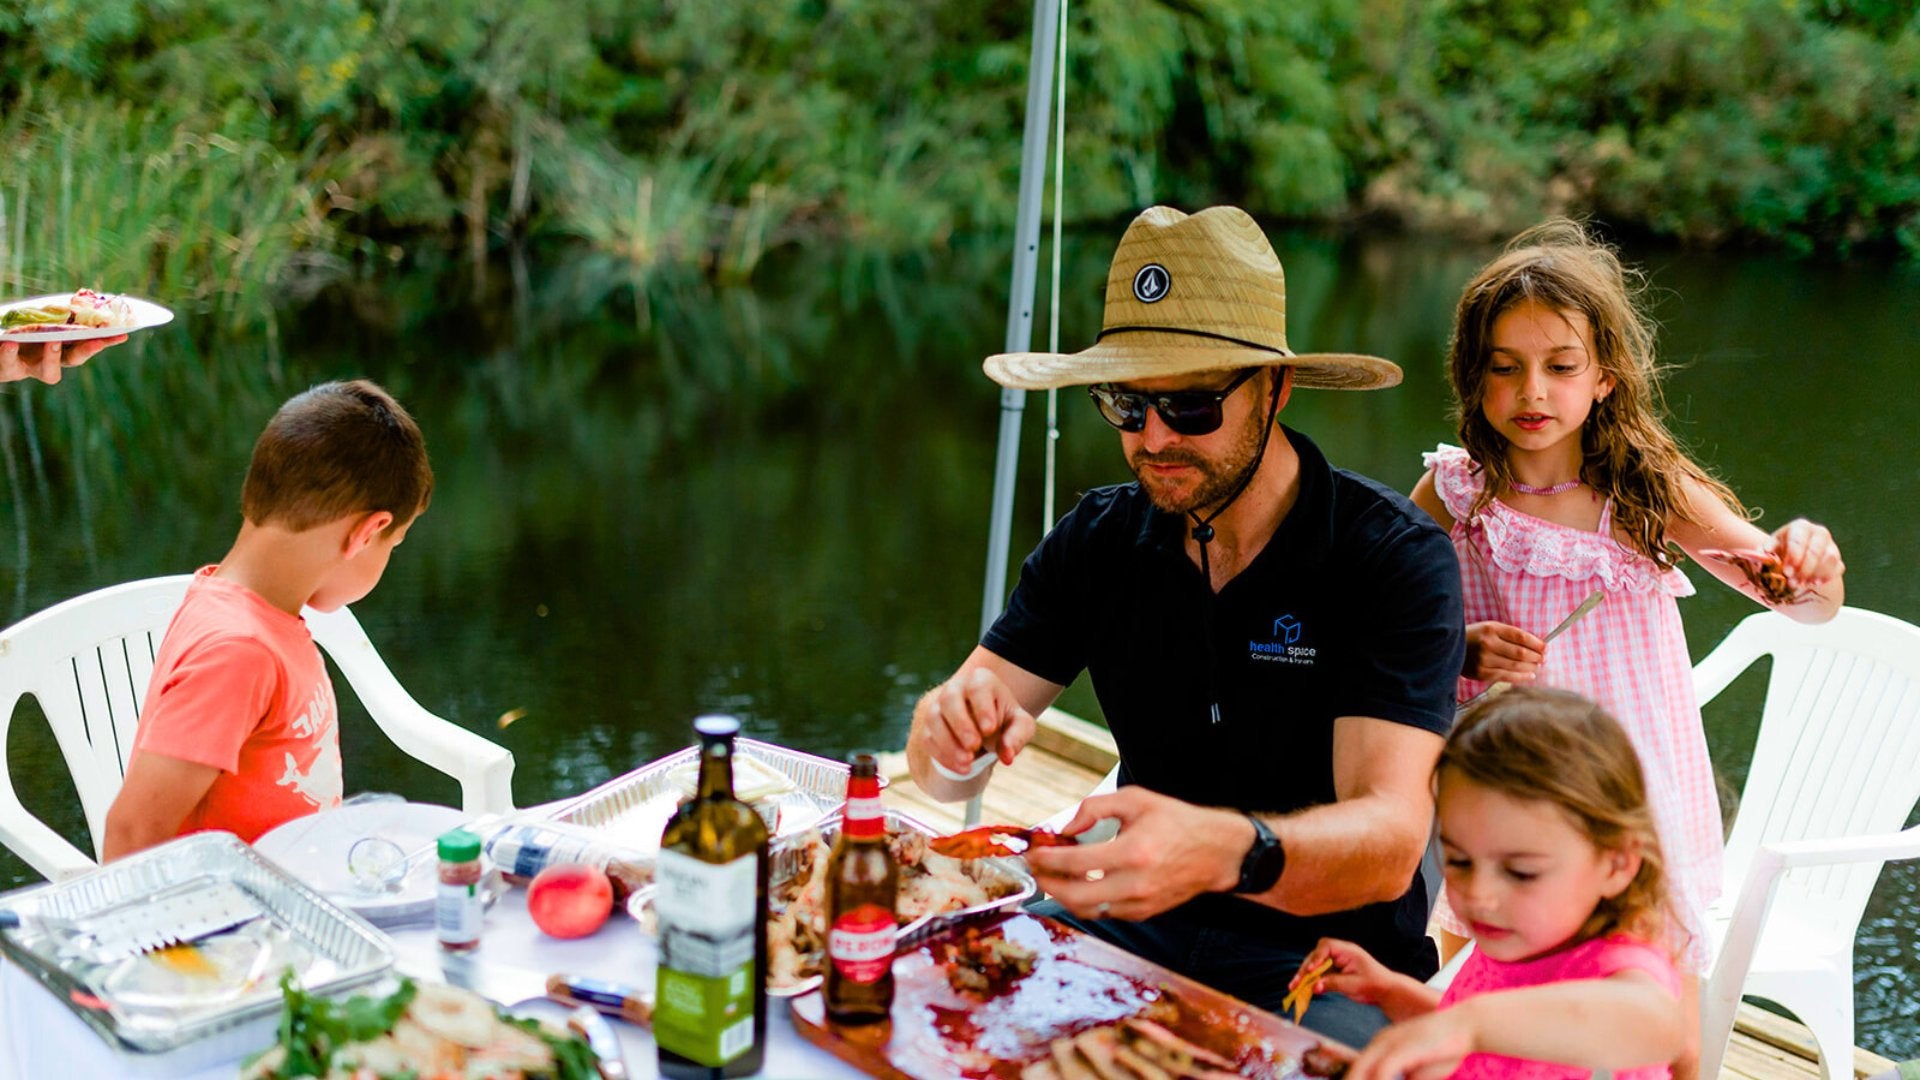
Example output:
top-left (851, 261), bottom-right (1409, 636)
top-left (0, 94), bottom-right (327, 324)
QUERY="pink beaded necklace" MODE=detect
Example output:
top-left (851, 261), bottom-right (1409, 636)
top-left (1510, 477), bottom-right (1582, 496)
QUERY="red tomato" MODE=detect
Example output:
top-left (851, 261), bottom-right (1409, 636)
top-left (527, 863), bottom-right (614, 939)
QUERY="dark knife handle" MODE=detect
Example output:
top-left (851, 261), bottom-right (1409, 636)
top-left (547, 973), bottom-right (653, 1028)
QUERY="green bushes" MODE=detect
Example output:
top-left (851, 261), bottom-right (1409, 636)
top-left (1, 0), bottom-right (1913, 317)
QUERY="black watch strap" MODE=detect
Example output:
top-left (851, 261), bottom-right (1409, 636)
top-left (1233, 813), bottom-right (1286, 894)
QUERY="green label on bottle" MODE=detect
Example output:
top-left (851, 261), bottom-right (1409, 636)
top-left (654, 964), bottom-right (756, 1064)
top-left (654, 850), bottom-right (757, 1066)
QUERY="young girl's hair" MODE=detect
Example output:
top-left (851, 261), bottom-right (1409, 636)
top-left (1442, 686), bottom-right (1675, 951)
top-left (1447, 218), bottom-right (1745, 568)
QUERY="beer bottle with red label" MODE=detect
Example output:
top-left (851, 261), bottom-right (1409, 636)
top-left (824, 753), bottom-right (897, 1025)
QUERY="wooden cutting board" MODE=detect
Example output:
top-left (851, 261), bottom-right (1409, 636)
top-left (790, 912), bottom-right (1346, 1080)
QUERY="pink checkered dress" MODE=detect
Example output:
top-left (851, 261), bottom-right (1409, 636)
top-left (1426, 445), bottom-right (1720, 972)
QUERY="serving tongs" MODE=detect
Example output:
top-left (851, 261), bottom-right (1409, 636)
top-left (0, 876), bottom-right (263, 966)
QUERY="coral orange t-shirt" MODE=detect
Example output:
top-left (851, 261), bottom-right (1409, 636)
top-left (132, 566), bottom-right (343, 842)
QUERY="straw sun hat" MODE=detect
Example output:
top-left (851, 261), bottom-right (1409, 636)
top-left (984, 205), bottom-right (1401, 392)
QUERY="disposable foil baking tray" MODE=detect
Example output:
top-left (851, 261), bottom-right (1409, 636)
top-left (0, 831), bottom-right (392, 1054)
top-left (548, 737), bottom-right (851, 853)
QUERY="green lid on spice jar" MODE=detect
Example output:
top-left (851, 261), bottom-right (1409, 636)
top-left (438, 827), bottom-right (482, 862)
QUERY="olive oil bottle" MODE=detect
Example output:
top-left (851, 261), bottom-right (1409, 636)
top-left (655, 716), bottom-right (770, 1079)
top-left (824, 753), bottom-right (898, 1025)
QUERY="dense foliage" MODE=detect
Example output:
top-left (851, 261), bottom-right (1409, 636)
top-left (1, 0), bottom-right (1915, 306)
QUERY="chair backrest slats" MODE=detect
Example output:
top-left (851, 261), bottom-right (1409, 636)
top-left (2, 577), bottom-right (195, 861)
top-left (1715, 609), bottom-right (1920, 948)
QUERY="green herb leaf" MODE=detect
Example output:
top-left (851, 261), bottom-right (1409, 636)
top-left (339, 978), bottom-right (416, 1042)
top-left (507, 1014), bottom-right (602, 1080)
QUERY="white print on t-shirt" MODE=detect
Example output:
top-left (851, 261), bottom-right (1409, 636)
top-left (290, 679), bottom-right (333, 739)
top-left (277, 676), bottom-right (342, 808)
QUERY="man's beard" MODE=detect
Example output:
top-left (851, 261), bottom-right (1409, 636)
top-left (1127, 408), bottom-right (1269, 516)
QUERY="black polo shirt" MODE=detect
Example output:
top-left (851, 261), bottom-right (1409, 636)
top-left (983, 427), bottom-right (1464, 967)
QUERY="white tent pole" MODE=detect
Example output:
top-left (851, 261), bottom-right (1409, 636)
top-left (971, 0), bottom-right (1062, 828)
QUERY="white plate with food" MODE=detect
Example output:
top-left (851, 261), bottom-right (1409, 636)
top-left (0, 289), bottom-right (174, 342)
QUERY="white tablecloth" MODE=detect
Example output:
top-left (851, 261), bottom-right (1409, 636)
top-left (0, 876), bottom-right (853, 1079)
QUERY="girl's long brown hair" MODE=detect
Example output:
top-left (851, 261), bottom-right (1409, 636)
top-left (1447, 218), bottom-right (1745, 566)
top-left (1443, 687), bottom-right (1676, 953)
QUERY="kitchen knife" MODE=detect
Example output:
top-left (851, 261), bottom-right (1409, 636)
top-left (402, 952), bottom-right (654, 1026)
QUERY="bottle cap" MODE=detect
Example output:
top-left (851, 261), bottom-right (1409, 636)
top-left (693, 715), bottom-right (741, 742)
top-left (848, 752), bottom-right (878, 777)
top-left (438, 827), bottom-right (482, 862)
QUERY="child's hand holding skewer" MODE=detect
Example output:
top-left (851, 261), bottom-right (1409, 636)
top-left (1287, 938), bottom-right (1440, 1025)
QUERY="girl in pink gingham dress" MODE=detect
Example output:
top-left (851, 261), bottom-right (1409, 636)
top-left (1422, 441), bottom-right (1718, 968)
top-left (1410, 220), bottom-right (1846, 1068)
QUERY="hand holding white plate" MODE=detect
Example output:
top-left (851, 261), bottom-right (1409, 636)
top-left (0, 292), bottom-right (174, 343)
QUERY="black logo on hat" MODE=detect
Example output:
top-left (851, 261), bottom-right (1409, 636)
top-left (1133, 264), bottom-right (1171, 303)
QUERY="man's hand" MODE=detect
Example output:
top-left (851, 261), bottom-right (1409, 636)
top-left (1024, 786), bottom-right (1244, 922)
top-left (1463, 620), bottom-right (1543, 684)
top-left (923, 666), bottom-right (1037, 771)
top-left (907, 652), bottom-right (1055, 803)
top-left (0, 335), bottom-right (127, 385)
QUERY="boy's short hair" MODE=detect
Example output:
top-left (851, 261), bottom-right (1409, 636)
top-left (241, 379), bottom-right (432, 535)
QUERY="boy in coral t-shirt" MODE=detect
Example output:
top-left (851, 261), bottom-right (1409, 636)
top-left (102, 380), bottom-right (433, 859)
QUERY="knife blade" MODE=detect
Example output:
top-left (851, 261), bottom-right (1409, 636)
top-left (1457, 589), bottom-right (1606, 712)
top-left (568, 1005), bottom-right (631, 1080)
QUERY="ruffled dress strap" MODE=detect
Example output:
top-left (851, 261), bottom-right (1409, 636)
top-left (1421, 444), bottom-right (1483, 524)
top-left (1422, 444), bottom-right (1693, 598)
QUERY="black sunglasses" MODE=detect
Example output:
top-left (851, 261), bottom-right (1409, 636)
top-left (1087, 368), bottom-right (1260, 436)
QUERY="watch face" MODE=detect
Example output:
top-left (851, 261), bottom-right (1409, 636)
top-left (1237, 816), bottom-right (1284, 893)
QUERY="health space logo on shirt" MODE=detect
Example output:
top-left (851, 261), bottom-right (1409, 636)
top-left (1249, 613), bottom-right (1317, 665)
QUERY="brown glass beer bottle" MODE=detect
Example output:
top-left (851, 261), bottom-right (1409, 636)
top-left (824, 753), bottom-right (898, 1025)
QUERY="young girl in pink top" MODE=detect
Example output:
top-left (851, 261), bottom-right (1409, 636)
top-left (1409, 219), bottom-right (1845, 1071)
top-left (1293, 688), bottom-right (1685, 1080)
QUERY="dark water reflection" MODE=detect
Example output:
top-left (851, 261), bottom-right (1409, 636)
top-left (3, 231), bottom-right (1917, 1055)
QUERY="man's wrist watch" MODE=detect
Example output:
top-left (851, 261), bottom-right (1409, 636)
top-left (1233, 813), bottom-right (1286, 894)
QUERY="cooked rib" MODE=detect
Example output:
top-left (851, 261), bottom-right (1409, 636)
top-left (1050, 1035), bottom-right (1102, 1080)
top-left (1112, 1044), bottom-right (1176, 1080)
top-left (1120, 1017), bottom-right (1239, 1072)
top-left (1021, 1058), bottom-right (1064, 1080)
top-left (1071, 1027), bottom-right (1137, 1080)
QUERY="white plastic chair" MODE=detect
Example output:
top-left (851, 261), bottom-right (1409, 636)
top-left (1695, 607), bottom-right (1920, 1080)
top-left (0, 575), bottom-right (515, 880)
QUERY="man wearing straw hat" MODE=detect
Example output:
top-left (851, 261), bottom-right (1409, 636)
top-left (906, 206), bottom-right (1464, 1043)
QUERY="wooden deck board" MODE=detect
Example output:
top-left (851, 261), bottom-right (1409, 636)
top-left (877, 730), bottom-right (1899, 1080)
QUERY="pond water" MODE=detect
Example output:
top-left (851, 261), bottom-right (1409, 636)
top-left (3, 229), bottom-right (1917, 1055)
